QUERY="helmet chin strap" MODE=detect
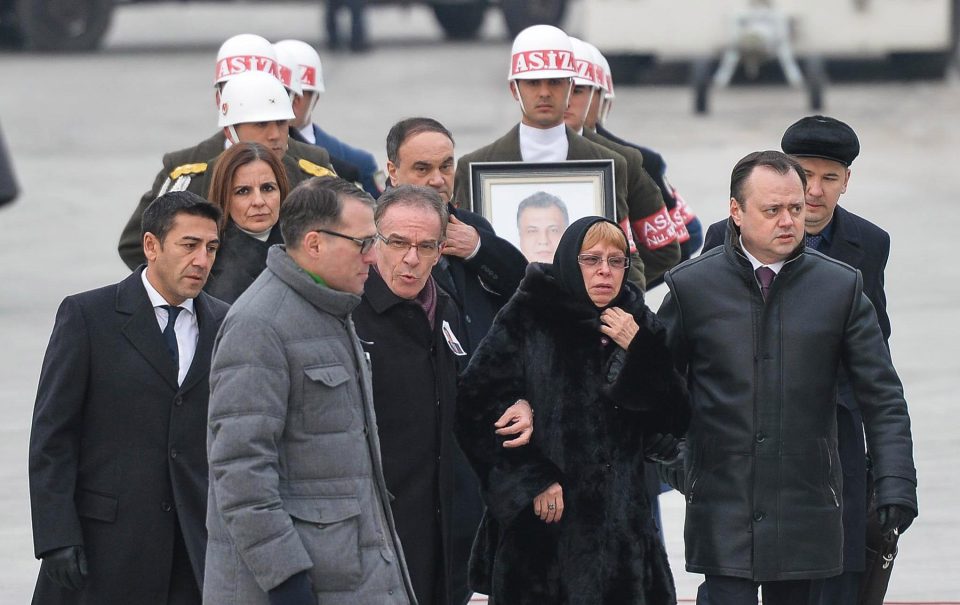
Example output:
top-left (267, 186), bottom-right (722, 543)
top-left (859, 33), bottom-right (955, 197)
top-left (512, 78), bottom-right (575, 127)
top-left (227, 125), bottom-right (240, 145)
top-left (511, 80), bottom-right (529, 119)
top-left (305, 92), bottom-right (320, 126)
top-left (600, 98), bottom-right (613, 125)
top-left (580, 88), bottom-right (595, 130)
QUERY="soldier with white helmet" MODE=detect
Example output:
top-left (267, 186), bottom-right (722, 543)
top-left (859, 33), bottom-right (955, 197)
top-left (275, 39), bottom-right (383, 197)
top-left (214, 33), bottom-right (280, 91)
top-left (452, 24), bottom-right (648, 290)
top-left (591, 46), bottom-right (704, 269)
top-left (118, 42), bottom-right (335, 269)
top-left (565, 36), bottom-right (681, 286)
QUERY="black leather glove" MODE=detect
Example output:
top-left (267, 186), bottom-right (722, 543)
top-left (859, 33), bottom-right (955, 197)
top-left (40, 545), bottom-right (88, 591)
top-left (877, 504), bottom-right (916, 537)
top-left (644, 433), bottom-right (680, 463)
top-left (268, 571), bottom-right (314, 605)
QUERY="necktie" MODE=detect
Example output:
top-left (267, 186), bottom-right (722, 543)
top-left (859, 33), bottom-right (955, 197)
top-left (806, 233), bottom-right (823, 251)
top-left (161, 305), bottom-right (182, 365)
top-left (755, 266), bottom-right (776, 302)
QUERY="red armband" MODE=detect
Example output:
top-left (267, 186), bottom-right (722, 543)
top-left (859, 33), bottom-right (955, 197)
top-left (673, 191), bottom-right (698, 224)
top-left (631, 208), bottom-right (678, 250)
top-left (617, 218), bottom-right (639, 255)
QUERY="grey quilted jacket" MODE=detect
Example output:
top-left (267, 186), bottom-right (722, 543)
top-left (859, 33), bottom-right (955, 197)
top-left (204, 246), bottom-right (416, 605)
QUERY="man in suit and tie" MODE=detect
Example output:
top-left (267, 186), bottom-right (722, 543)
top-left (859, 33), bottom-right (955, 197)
top-left (29, 191), bottom-right (229, 605)
top-left (700, 116), bottom-right (895, 604)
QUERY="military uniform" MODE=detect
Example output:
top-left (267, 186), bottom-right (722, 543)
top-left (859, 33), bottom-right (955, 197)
top-left (596, 124), bottom-right (703, 262)
top-left (453, 124), bottom-right (647, 290)
top-left (118, 133), bottom-right (334, 269)
top-left (582, 129), bottom-right (680, 284)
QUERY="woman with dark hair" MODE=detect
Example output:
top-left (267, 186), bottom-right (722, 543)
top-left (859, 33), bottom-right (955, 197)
top-left (455, 216), bottom-right (689, 604)
top-left (205, 141), bottom-right (290, 302)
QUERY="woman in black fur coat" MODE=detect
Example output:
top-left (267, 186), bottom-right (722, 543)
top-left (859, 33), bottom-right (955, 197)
top-left (455, 216), bottom-right (689, 605)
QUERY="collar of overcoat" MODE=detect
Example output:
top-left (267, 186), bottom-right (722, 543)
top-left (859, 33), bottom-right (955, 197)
top-left (265, 245), bottom-right (361, 320)
top-left (819, 205), bottom-right (864, 269)
top-left (116, 266), bottom-right (225, 392)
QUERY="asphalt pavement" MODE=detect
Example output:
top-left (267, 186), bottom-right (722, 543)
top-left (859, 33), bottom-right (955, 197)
top-left (1, 3), bottom-right (957, 602)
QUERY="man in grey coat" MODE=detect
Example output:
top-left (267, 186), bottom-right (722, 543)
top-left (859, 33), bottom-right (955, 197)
top-left (204, 177), bottom-right (415, 605)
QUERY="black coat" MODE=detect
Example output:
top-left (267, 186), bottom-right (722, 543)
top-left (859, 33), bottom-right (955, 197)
top-left (203, 222), bottom-right (283, 304)
top-left (354, 271), bottom-right (481, 605)
top-left (701, 206), bottom-right (891, 570)
top-left (455, 259), bottom-right (689, 604)
top-left (659, 225), bottom-right (915, 581)
top-left (431, 204), bottom-right (528, 356)
top-left (29, 269), bottom-right (229, 604)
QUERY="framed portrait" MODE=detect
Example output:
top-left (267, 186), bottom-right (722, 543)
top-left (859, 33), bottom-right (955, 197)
top-left (469, 160), bottom-right (616, 264)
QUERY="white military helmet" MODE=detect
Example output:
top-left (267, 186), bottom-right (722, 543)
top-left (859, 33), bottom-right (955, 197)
top-left (582, 41), bottom-right (609, 93)
top-left (218, 71), bottom-right (295, 142)
top-left (214, 33), bottom-right (280, 87)
top-left (274, 39), bottom-right (325, 93)
top-left (597, 51), bottom-right (615, 100)
top-left (568, 37), bottom-right (600, 88)
top-left (594, 50), bottom-right (615, 124)
top-left (508, 25), bottom-right (577, 81)
top-left (272, 42), bottom-right (303, 97)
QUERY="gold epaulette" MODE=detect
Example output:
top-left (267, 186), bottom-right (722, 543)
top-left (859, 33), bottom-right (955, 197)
top-left (298, 159), bottom-right (336, 178)
top-left (169, 163), bottom-right (208, 179)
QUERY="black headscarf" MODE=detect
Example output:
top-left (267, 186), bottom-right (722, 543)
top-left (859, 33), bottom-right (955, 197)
top-left (550, 215), bottom-right (630, 312)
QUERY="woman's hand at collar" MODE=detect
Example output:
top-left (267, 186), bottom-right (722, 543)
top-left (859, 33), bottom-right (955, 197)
top-left (600, 307), bottom-right (639, 350)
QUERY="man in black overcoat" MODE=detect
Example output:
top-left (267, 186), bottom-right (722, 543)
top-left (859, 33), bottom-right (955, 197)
top-left (353, 181), bottom-right (534, 605)
top-left (29, 192), bottom-right (228, 605)
top-left (664, 151), bottom-right (915, 605)
top-left (701, 117), bottom-right (892, 604)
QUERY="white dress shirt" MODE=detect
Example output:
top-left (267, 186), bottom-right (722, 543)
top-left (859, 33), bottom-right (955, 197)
top-left (297, 123), bottom-right (317, 145)
top-left (141, 269), bottom-right (198, 385)
top-left (739, 236), bottom-right (785, 275)
top-left (519, 122), bottom-right (568, 163)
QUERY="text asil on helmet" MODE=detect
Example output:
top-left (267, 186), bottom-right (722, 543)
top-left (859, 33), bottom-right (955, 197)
top-left (215, 56), bottom-right (279, 81)
top-left (512, 50), bottom-right (575, 75)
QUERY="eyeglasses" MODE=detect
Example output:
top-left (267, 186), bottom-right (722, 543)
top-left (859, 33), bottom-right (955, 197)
top-left (314, 229), bottom-right (377, 254)
top-left (577, 254), bottom-right (630, 270)
top-left (376, 234), bottom-right (442, 258)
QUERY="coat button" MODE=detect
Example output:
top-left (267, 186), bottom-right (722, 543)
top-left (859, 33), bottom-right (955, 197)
top-left (755, 432), bottom-right (766, 443)
top-left (753, 511), bottom-right (765, 522)
top-left (161, 502), bottom-right (172, 512)
top-left (170, 449), bottom-right (179, 458)
top-left (174, 396), bottom-right (183, 407)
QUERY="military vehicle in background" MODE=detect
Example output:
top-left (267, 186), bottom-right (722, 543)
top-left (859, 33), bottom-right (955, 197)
top-left (0, 0), bottom-right (567, 51)
top-left (582, 0), bottom-right (960, 112)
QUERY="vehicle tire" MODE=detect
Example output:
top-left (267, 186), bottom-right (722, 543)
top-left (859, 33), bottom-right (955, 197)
top-left (803, 56), bottom-right (826, 111)
top-left (501, 0), bottom-right (567, 38)
top-left (691, 59), bottom-right (713, 115)
top-left (888, 51), bottom-right (951, 79)
top-left (14, 0), bottom-right (112, 51)
top-left (432, 3), bottom-right (486, 40)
